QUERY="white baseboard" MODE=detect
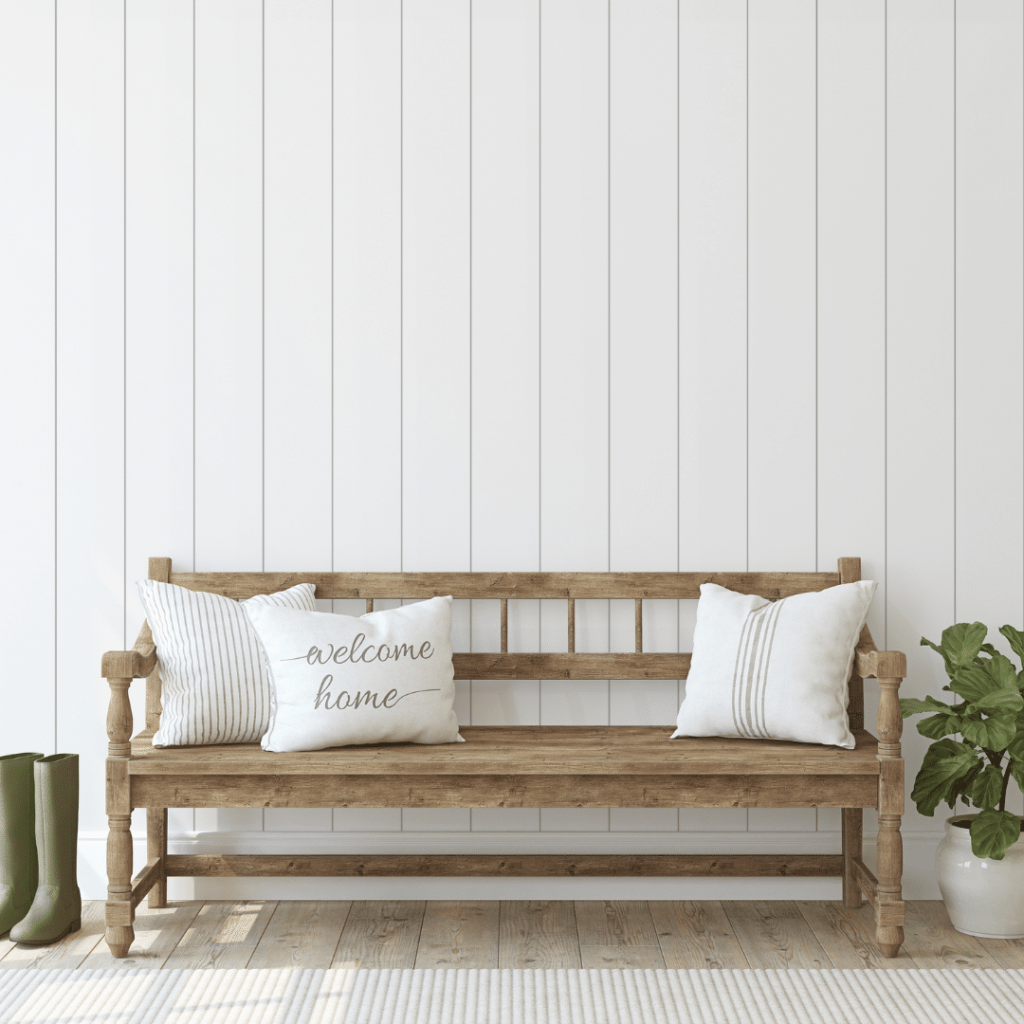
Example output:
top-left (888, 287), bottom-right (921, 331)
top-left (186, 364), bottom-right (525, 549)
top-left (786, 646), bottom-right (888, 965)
top-left (76, 829), bottom-right (944, 902)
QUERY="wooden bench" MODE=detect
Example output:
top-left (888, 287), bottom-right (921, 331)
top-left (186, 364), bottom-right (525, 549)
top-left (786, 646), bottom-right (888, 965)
top-left (102, 556), bottom-right (906, 959)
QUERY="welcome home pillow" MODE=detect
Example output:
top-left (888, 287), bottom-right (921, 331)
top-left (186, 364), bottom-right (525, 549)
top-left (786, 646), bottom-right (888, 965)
top-left (245, 596), bottom-right (462, 752)
top-left (673, 580), bottom-right (877, 749)
top-left (138, 579), bottom-right (318, 747)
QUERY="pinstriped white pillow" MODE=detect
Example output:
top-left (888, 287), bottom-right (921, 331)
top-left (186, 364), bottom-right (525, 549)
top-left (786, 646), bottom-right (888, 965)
top-left (672, 581), bottom-right (877, 749)
top-left (137, 579), bottom-right (317, 747)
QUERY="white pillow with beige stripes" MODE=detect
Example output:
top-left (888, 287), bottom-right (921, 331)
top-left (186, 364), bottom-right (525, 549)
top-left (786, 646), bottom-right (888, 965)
top-left (138, 579), bottom-right (318, 747)
top-left (673, 580), bottom-right (877, 749)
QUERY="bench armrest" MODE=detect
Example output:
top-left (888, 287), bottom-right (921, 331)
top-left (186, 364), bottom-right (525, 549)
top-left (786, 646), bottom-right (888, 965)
top-left (101, 622), bottom-right (157, 680)
top-left (103, 623), bottom-right (157, 757)
top-left (854, 642), bottom-right (906, 681)
top-left (851, 628), bottom-right (905, 752)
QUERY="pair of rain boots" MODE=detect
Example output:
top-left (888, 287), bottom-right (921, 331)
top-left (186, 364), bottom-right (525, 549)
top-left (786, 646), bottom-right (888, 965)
top-left (0, 753), bottom-right (81, 945)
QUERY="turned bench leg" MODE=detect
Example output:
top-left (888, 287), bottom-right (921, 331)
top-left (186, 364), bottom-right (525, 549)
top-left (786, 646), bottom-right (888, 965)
top-left (105, 813), bottom-right (135, 958)
top-left (841, 807), bottom-right (863, 909)
top-left (147, 808), bottom-right (168, 909)
top-left (105, 676), bottom-right (135, 958)
top-left (876, 813), bottom-right (905, 957)
top-left (875, 675), bottom-right (906, 958)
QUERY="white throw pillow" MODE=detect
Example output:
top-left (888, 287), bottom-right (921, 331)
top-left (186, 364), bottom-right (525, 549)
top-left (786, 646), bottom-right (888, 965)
top-left (246, 596), bottom-right (463, 752)
top-left (672, 580), bottom-right (877, 749)
top-left (138, 579), bottom-right (318, 747)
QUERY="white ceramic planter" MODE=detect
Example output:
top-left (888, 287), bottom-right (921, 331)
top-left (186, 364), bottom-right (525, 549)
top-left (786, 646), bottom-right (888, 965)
top-left (936, 814), bottom-right (1024, 939)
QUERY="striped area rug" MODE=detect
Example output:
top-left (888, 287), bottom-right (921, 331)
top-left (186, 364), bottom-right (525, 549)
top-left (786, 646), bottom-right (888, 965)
top-left (1, 967), bottom-right (1021, 1024)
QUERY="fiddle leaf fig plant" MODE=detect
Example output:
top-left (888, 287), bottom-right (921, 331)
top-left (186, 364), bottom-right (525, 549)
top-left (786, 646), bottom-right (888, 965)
top-left (901, 622), bottom-right (1024, 860)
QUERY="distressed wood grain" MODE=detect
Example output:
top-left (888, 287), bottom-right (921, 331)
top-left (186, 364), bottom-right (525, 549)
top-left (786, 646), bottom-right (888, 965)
top-left (81, 903), bottom-right (202, 970)
top-left (649, 900), bottom-right (749, 969)
top-left (798, 901), bottom-right (917, 970)
top-left (331, 901), bottom-right (425, 969)
top-left (162, 901), bottom-right (277, 969)
top-left (724, 901), bottom-right (830, 969)
top-left (902, 901), bottom-right (1002, 970)
top-left (414, 901), bottom-right (499, 969)
top-left (498, 900), bottom-right (581, 969)
top-left (576, 900), bottom-right (664, 968)
top-left (247, 901), bottom-right (351, 969)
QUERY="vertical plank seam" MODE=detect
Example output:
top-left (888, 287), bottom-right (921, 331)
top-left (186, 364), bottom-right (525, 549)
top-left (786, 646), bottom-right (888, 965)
top-left (54, 0), bottom-right (58, 756)
top-left (883, 0), bottom-right (888, 651)
top-left (537, 0), bottom-right (542, 743)
top-left (953, 0), bottom-right (957, 627)
top-left (191, 0), bottom-right (197, 835)
top-left (192, 0), bottom-right (197, 579)
top-left (745, 0), bottom-right (750, 580)
top-left (400, 0), bottom-right (404, 583)
top-left (400, 0), bottom-right (404, 834)
top-left (261, 0), bottom-right (266, 833)
top-left (745, 0), bottom-right (750, 833)
top-left (261, 0), bottom-right (266, 579)
top-left (123, 0), bottom-right (127, 652)
top-left (676, 0), bottom-right (680, 832)
top-left (607, 0), bottom-right (612, 750)
top-left (536, 0), bottom-right (545, 804)
top-left (469, 0), bottom-right (474, 735)
top-left (814, 0), bottom-right (819, 580)
top-left (331, 0), bottom-right (335, 583)
top-left (813, 0), bottom-right (819, 832)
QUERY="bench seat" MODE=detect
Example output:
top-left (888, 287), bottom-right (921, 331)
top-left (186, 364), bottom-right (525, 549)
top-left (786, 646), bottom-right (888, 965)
top-left (129, 725), bottom-right (881, 776)
top-left (127, 727), bottom-right (882, 813)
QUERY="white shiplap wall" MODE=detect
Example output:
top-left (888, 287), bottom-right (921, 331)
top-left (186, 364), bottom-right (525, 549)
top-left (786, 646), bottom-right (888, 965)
top-left (1, 0), bottom-right (1022, 902)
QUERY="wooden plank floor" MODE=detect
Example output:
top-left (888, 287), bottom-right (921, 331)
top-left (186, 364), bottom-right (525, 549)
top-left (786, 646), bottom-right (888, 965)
top-left (0, 901), bottom-right (1018, 971)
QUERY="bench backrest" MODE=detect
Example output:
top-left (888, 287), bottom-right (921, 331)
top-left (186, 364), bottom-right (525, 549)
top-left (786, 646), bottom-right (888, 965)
top-left (145, 557), bottom-right (864, 733)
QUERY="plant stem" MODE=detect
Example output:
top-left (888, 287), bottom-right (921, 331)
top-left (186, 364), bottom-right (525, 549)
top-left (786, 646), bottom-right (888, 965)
top-left (1001, 760), bottom-right (1014, 814)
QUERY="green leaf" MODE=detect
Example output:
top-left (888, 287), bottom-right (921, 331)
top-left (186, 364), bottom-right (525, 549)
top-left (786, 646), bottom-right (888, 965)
top-left (969, 764), bottom-right (1006, 810)
top-left (942, 623), bottom-right (989, 671)
top-left (951, 665), bottom-right (1001, 704)
top-left (1008, 733), bottom-right (1024, 761)
top-left (948, 761), bottom-right (984, 810)
top-left (989, 654), bottom-right (1019, 690)
top-left (911, 739), bottom-right (981, 817)
top-left (999, 625), bottom-right (1024, 665)
top-left (901, 695), bottom-right (955, 718)
top-left (917, 713), bottom-right (962, 740)
top-left (960, 715), bottom-right (1017, 751)
top-left (1010, 759), bottom-right (1024, 798)
top-left (985, 715), bottom-right (1016, 751)
top-left (970, 809), bottom-right (1022, 860)
top-left (968, 688), bottom-right (1024, 714)
top-left (981, 643), bottom-right (1002, 658)
top-left (921, 636), bottom-right (955, 678)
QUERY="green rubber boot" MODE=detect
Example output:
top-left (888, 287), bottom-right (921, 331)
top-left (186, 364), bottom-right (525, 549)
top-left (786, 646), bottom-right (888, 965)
top-left (0, 753), bottom-right (44, 936)
top-left (10, 755), bottom-right (81, 945)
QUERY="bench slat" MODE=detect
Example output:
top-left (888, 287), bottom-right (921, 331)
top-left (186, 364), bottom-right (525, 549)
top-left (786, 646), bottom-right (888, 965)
top-left (165, 853), bottom-right (845, 878)
top-left (132, 772), bottom-right (879, 809)
top-left (167, 570), bottom-right (839, 601)
top-left (128, 726), bottom-right (880, 777)
top-left (454, 653), bottom-right (690, 679)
